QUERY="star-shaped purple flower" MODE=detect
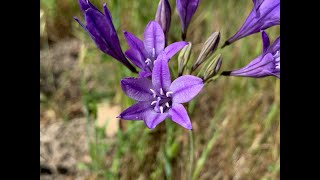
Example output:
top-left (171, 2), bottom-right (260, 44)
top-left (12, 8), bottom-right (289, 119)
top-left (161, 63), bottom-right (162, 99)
top-left (123, 21), bottom-right (188, 77)
top-left (74, 0), bottom-right (137, 72)
top-left (118, 53), bottom-right (204, 129)
top-left (222, 31), bottom-right (280, 78)
top-left (223, 0), bottom-right (280, 47)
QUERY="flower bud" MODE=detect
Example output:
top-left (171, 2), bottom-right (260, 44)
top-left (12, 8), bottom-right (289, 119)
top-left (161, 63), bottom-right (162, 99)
top-left (192, 32), bottom-right (220, 72)
top-left (203, 54), bottom-right (222, 80)
top-left (155, 0), bottom-right (171, 45)
top-left (178, 42), bottom-right (192, 76)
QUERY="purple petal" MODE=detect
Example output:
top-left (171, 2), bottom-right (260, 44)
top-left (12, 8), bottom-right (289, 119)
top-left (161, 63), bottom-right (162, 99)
top-left (144, 111), bottom-right (168, 129)
top-left (121, 77), bottom-right (154, 101)
top-left (267, 36), bottom-right (280, 54)
top-left (226, 0), bottom-right (279, 44)
top-left (176, 0), bottom-right (200, 33)
top-left (85, 8), bottom-right (123, 60)
top-left (169, 75), bottom-right (203, 104)
top-left (169, 103), bottom-right (192, 130)
top-left (230, 53), bottom-right (276, 78)
top-left (252, 0), bottom-right (264, 14)
top-left (139, 71), bottom-right (152, 78)
top-left (261, 30), bottom-right (270, 53)
top-left (84, 12), bottom-right (118, 59)
top-left (125, 49), bottom-right (145, 69)
top-left (78, 0), bottom-right (101, 14)
top-left (164, 41), bottom-right (188, 60)
top-left (155, 0), bottom-right (171, 42)
top-left (103, 4), bottom-right (128, 61)
top-left (143, 21), bottom-right (165, 58)
top-left (152, 53), bottom-right (171, 92)
top-left (123, 31), bottom-right (148, 69)
top-left (118, 101), bottom-right (153, 120)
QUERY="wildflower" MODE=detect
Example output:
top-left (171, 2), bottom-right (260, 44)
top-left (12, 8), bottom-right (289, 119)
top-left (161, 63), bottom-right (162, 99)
top-left (222, 0), bottom-right (280, 47)
top-left (118, 53), bottom-right (204, 129)
top-left (74, 0), bottom-right (137, 72)
top-left (222, 31), bottom-right (280, 78)
top-left (124, 21), bottom-right (187, 77)
top-left (155, 0), bottom-right (171, 45)
top-left (176, 0), bottom-right (200, 40)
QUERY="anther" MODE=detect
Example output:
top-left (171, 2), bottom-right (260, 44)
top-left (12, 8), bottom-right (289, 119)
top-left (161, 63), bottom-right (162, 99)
top-left (165, 102), bottom-right (170, 108)
top-left (166, 91), bottom-right (173, 97)
top-left (160, 88), bottom-right (164, 95)
top-left (160, 106), bottom-right (164, 114)
top-left (151, 101), bottom-right (157, 105)
top-left (152, 48), bottom-right (156, 58)
top-left (150, 89), bottom-right (156, 98)
top-left (145, 58), bottom-right (152, 65)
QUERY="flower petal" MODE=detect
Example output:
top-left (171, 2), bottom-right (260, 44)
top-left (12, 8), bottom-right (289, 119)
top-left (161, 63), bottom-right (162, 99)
top-left (125, 49), bottom-right (145, 69)
top-left (230, 53), bottom-right (276, 78)
top-left (118, 101), bottom-right (152, 120)
top-left (152, 53), bottom-right (171, 92)
top-left (84, 11), bottom-right (118, 59)
top-left (225, 0), bottom-right (279, 45)
top-left (78, 0), bottom-right (101, 14)
top-left (144, 111), bottom-right (168, 129)
top-left (164, 41), bottom-right (188, 60)
top-left (169, 103), bottom-right (192, 130)
top-left (267, 36), bottom-right (280, 54)
top-left (124, 31), bottom-right (148, 68)
top-left (121, 77), bottom-right (154, 101)
top-left (261, 30), bottom-right (270, 53)
top-left (169, 75), bottom-right (203, 103)
top-left (143, 21), bottom-right (165, 58)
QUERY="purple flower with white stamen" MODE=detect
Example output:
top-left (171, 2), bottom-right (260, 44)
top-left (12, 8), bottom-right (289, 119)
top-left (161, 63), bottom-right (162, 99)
top-left (118, 53), bottom-right (204, 130)
top-left (74, 0), bottom-right (137, 72)
top-left (176, 0), bottom-right (200, 40)
top-left (223, 0), bottom-right (280, 47)
top-left (222, 31), bottom-right (280, 78)
top-left (124, 21), bottom-right (188, 77)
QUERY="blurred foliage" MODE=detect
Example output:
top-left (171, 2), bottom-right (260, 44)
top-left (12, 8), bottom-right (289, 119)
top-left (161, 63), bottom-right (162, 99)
top-left (40, 0), bottom-right (280, 179)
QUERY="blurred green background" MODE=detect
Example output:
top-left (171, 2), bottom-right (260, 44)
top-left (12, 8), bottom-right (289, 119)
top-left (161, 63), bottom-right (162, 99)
top-left (40, 0), bottom-right (279, 179)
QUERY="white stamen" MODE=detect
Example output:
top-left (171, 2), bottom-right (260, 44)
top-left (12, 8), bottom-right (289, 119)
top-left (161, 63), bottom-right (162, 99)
top-left (160, 88), bottom-right (164, 95)
top-left (150, 89), bottom-right (156, 98)
top-left (165, 102), bottom-right (170, 108)
top-left (160, 106), bottom-right (164, 114)
top-left (145, 58), bottom-right (152, 65)
top-left (166, 91), bottom-right (173, 97)
top-left (151, 101), bottom-right (157, 105)
top-left (152, 48), bottom-right (156, 58)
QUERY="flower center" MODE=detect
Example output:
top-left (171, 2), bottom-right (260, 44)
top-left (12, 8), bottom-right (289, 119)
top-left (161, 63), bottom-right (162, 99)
top-left (150, 88), bottom-right (173, 114)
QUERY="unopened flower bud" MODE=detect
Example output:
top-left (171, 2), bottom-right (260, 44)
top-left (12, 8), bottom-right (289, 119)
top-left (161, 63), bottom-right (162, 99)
top-left (203, 54), bottom-right (222, 80)
top-left (192, 32), bottom-right (220, 72)
top-left (178, 42), bottom-right (192, 76)
top-left (155, 0), bottom-right (171, 45)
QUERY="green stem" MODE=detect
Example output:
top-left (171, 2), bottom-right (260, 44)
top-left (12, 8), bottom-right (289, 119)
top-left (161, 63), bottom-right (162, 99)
top-left (189, 131), bottom-right (194, 180)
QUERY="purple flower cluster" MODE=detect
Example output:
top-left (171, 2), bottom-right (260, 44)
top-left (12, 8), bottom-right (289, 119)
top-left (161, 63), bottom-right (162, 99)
top-left (74, 0), bottom-right (280, 129)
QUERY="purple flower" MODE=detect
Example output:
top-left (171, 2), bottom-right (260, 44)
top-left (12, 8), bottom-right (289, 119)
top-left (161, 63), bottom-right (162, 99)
top-left (118, 53), bottom-right (204, 129)
top-left (74, 0), bottom-right (137, 72)
top-left (223, 0), bottom-right (280, 47)
top-left (222, 31), bottom-right (280, 78)
top-left (123, 21), bottom-right (188, 77)
top-left (176, 0), bottom-right (200, 40)
top-left (155, 0), bottom-right (171, 45)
